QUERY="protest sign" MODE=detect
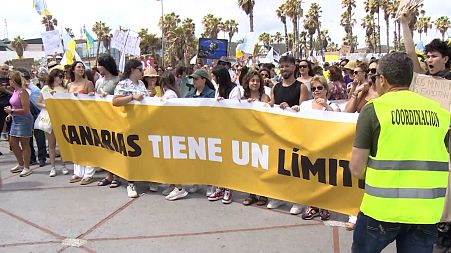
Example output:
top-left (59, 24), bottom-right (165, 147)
top-left (410, 73), bottom-right (451, 110)
top-left (46, 95), bottom-right (363, 216)
top-left (41, 30), bottom-right (64, 55)
top-left (111, 30), bottom-right (141, 56)
top-left (11, 58), bottom-right (34, 71)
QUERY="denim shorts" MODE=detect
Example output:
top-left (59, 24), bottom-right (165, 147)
top-left (9, 113), bottom-right (33, 138)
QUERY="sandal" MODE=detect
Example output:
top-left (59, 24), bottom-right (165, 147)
top-left (80, 177), bottom-right (94, 185)
top-left (69, 175), bottom-right (82, 183)
top-left (242, 194), bottom-right (258, 206)
top-left (301, 206), bottom-right (320, 220)
top-left (109, 180), bottom-right (121, 188)
top-left (320, 209), bottom-right (330, 221)
top-left (256, 196), bottom-right (268, 206)
top-left (97, 178), bottom-right (112, 186)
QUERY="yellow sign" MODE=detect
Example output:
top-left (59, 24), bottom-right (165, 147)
top-left (46, 94), bottom-right (363, 215)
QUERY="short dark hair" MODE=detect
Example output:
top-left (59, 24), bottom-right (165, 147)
top-left (122, 59), bottom-right (142, 80)
top-left (175, 65), bottom-right (187, 76)
top-left (98, 54), bottom-right (119, 76)
top-left (425, 39), bottom-right (451, 68)
top-left (378, 52), bottom-right (413, 87)
top-left (279, 55), bottom-right (296, 65)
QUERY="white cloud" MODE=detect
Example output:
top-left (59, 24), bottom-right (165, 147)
top-left (1, 0), bottom-right (449, 49)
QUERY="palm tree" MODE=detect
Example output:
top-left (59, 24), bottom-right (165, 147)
top-left (390, 0), bottom-right (400, 50)
top-left (259, 32), bottom-right (272, 46)
top-left (306, 3), bottom-right (322, 56)
top-left (223, 19), bottom-right (239, 57)
top-left (415, 11), bottom-right (432, 41)
top-left (364, 0), bottom-right (380, 53)
top-left (299, 31), bottom-right (307, 58)
top-left (303, 17), bottom-right (316, 56)
top-left (435, 16), bottom-right (451, 41)
top-left (11, 36), bottom-right (27, 59)
top-left (340, 0), bottom-right (356, 52)
top-left (92, 21), bottom-right (110, 65)
top-left (138, 28), bottom-right (162, 57)
top-left (159, 12), bottom-right (181, 66)
top-left (237, 0), bottom-right (255, 32)
top-left (362, 14), bottom-right (376, 53)
top-left (380, 0), bottom-right (393, 53)
top-left (201, 14), bottom-right (222, 39)
top-left (272, 32), bottom-right (283, 45)
top-left (276, 4), bottom-right (289, 53)
top-left (284, 0), bottom-right (303, 57)
top-left (41, 15), bottom-right (57, 31)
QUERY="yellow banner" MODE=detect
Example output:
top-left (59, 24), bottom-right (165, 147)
top-left (46, 94), bottom-right (363, 215)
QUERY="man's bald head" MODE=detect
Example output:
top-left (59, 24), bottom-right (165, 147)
top-left (0, 64), bottom-right (9, 77)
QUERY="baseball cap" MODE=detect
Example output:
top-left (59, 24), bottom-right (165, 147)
top-left (189, 69), bottom-right (210, 80)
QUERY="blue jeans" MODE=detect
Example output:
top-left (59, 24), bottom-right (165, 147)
top-left (352, 212), bottom-right (437, 253)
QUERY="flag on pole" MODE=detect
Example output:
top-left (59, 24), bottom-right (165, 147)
top-left (62, 32), bottom-right (76, 65)
top-left (84, 28), bottom-right (95, 49)
top-left (33, 0), bottom-right (51, 16)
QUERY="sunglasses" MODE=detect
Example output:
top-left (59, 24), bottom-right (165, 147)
top-left (299, 65), bottom-right (308, 69)
top-left (368, 68), bottom-right (377, 74)
top-left (353, 70), bottom-right (363, 75)
top-left (261, 73), bottom-right (269, 77)
top-left (57, 74), bottom-right (64, 78)
top-left (311, 86), bottom-right (324, 92)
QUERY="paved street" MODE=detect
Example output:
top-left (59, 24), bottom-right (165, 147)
top-left (0, 139), bottom-right (396, 253)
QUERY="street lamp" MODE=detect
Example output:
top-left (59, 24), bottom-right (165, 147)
top-left (157, 0), bottom-right (164, 68)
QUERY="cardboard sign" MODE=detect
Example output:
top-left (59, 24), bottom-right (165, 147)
top-left (111, 30), bottom-right (141, 56)
top-left (410, 73), bottom-right (451, 111)
top-left (11, 58), bottom-right (34, 71)
top-left (41, 30), bottom-right (64, 55)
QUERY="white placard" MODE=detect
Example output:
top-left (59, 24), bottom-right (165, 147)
top-left (41, 30), bottom-right (64, 55)
top-left (111, 30), bottom-right (141, 56)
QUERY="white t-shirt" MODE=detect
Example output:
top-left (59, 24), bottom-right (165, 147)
top-left (299, 99), bottom-right (340, 111)
top-left (163, 89), bottom-right (178, 99)
top-left (215, 86), bottom-right (241, 100)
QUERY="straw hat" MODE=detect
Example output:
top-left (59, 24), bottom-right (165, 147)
top-left (143, 68), bottom-right (159, 77)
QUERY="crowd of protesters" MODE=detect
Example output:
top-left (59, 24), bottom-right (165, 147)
top-left (1, 30), bottom-right (451, 251)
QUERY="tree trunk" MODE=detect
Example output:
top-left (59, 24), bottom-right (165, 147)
top-left (249, 12), bottom-right (254, 32)
top-left (309, 34), bottom-right (313, 56)
top-left (386, 18), bottom-right (390, 53)
top-left (284, 23), bottom-right (289, 53)
top-left (397, 21), bottom-right (401, 50)
top-left (293, 18), bottom-right (298, 57)
top-left (95, 40), bottom-right (101, 66)
top-left (317, 26), bottom-right (322, 58)
top-left (228, 37), bottom-right (232, 58)
top-left (442, 32), bottom-right (445, 41)
top-left (377, 10), bottom-right (382, 53)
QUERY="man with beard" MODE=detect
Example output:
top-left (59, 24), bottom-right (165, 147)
top-left (267, 55), bottom-right (309, 215)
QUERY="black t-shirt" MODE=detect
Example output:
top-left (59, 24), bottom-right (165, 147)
top-left (273, 80), bottom-right (301, 107)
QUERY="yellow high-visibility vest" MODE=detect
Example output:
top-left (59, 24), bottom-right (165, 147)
top-left (360, 90), bottom-right (450, 224)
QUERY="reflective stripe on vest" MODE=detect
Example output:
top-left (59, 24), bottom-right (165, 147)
top-left (365, 184), bottom-right (447, 199)
top-left (368, 158), bottom-right (449, 172)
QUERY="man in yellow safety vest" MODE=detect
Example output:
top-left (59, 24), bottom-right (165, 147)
top-left (350, 52), bottom-right (450, 253)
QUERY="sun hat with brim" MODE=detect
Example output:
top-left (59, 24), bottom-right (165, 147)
top-left (189, 69), bottom-right (210, 80)
top-left (344, 60), bottom-right (357, 70)
top-left (143, 68), bottom-right (159, 78)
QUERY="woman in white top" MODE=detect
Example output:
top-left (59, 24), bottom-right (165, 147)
top-left (158, 72), bottom-right (191, 201)
top-left (212, 65), bottom-right (241, 100)
top-left (207, 65), bottom-right (239, 204)
top-left (36, 69), bottom-right (69, 177)
top-left (112, 59), bottom-right (148, 198)
top-left (293, 75), bottom-right (340, 112)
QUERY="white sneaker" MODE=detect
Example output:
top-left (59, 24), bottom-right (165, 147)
top-left (19, 167), bottom-right (32, 177)
top-left (49, 168), bottom-right (56, 177)
top-left (162, 185), bottom-right (175, 196)
top-left (206, 185), bottom-right (216, 197)
top-left (290, 204), bottom-right (303, 215)
top-left (127, 183), bottom-right (138, 198)
top-left (267, 199), bottom-right (285, 209)
top-left (165, 187), bottom-right (188, 201)
top-left (61, 165), bottom-right (69, 175)
top-left (149, 182), bottom-right (159, 192)
top-left (10, 165), bottom-right (23, 173)
top-left (187, 184), bottom-right (199, 193)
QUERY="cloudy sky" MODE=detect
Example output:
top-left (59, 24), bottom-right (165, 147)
top-left (2, 0), bottom-right (450, 48)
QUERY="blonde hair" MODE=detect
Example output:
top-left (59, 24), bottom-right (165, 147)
top-left (311, 75), bottom-right (329, 92)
